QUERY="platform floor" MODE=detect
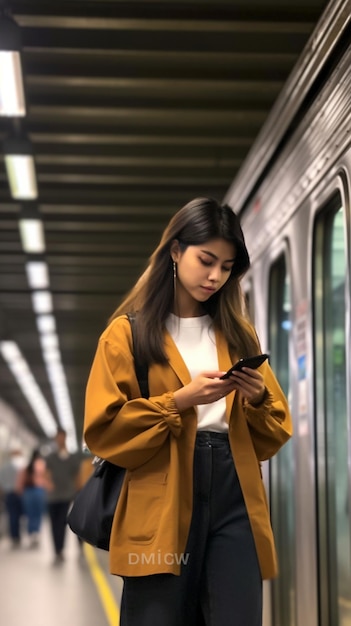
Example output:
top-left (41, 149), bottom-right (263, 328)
top-left (0, 515), bottom-right (122, 626)
top-left (0, 512), bottom-right (274, 626)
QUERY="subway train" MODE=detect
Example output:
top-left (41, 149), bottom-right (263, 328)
top-left (223, 2), bottom-right (351, 625)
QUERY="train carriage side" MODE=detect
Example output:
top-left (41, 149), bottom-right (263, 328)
top-left (239, 23), bottom-right (351, 626)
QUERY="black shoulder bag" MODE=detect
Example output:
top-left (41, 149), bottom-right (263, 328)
top-left (67, 313), bottom-right (149, 550)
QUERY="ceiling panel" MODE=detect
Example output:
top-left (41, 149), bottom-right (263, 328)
top-left (0, 0), bottom-right (329, 447)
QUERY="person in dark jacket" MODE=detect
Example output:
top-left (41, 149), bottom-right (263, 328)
top-left (0, 447), bottom-right (25, 547)
top-left (45, 428), bottom-right (81, 564)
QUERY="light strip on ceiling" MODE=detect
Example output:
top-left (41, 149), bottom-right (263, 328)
top-left (25, 260), bottom-right (50, 289)
top-left (39, 332), bottom-right (58, 351)
top-left (19, 218), bottom-right (45, 253)
top-left (36, 314), bottom-right (56, 334)
top-left (31, 290), bottom-right (53, 314)
top-left (0, 51), bottom-right (25, 116)
top-left (44, 357), bottom-right (78, 452)
top-left (0, 16), bottom-right (26, 117)
top-left (4, 153), bottom-right (38, 199)
top-left (37, 328), bottom-right (78, 452)
top-left (0, 340), bottom-right (58, 438)
top-left (16, 175), bottom-right (79, 450)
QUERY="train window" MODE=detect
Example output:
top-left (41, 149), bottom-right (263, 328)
top-left (313, 200), bottom-right (351, 626)
top-left (268, 253), bottom-right (296, 626)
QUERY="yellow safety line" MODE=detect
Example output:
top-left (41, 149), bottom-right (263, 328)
top-left (83, 543), bottom-right (120, 626)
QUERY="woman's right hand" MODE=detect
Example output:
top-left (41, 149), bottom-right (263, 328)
top-left (173, 371), bottom-right (236, 412)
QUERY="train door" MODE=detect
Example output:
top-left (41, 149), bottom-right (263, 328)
top-left (268, 251), bottom-right (297, 626)
top-left (313, 193), bottom-right (351, 626)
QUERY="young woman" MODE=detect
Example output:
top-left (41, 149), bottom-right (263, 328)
top-left (17, 448), bottom-right (47, 548)
top-left (84, 197), bottom-right (292, 626)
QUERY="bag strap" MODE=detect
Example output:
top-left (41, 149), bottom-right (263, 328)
top-left (126, 312), bottom-right (149, 399)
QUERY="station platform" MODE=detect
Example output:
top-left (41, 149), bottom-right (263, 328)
top-left (0, 515), bottom-right (122, 626)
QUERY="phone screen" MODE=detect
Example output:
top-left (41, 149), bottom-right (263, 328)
top-left (220, 354), bottom-right (269, 379)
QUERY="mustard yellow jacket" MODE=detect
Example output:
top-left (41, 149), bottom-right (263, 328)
top-left (84, 315), bottom-right (292, 579)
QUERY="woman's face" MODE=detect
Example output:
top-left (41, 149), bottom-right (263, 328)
top-left (171, 238), bottom-right (236, 315)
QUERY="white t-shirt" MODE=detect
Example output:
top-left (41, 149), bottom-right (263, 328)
top-left (166, 313), bottom-right (228, 432)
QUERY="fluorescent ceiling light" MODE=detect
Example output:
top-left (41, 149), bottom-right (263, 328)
top-left (42, 347), bottom-right (61, 364)
top-left (31, 290), bottom-right (53, 314)
top-left (4, 153), bottom-right (38, 199)
top-left (0, 331), bottom-right (78, 452)
top-left (0, 16), bottom-right (25, 116)
top-left (0, 340), bottom-right (20, 362)
top-left (25, 261), bottom-right (50, 289)
top-left (46, 359), bottom-right (78, 452)
top-left (0, 340), bottom-right (58, 438)
top-left (36, 314), bottom-right (56, 334)
top-left (0, 51), bottom-right (25, 116)
top-left (18, 219), bottom-right (45, 253)
top-left (40, 332), bottom-right (59, 351)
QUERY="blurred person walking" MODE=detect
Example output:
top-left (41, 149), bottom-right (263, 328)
top-left (0, 447), bottom-right (25, 548)
top-left (45, 428), bottom-right (81, 564)
top-left (17, 448), bottom-right (47, 548)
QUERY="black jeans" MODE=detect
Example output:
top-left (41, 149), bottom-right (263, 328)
top-left (121, 431), bottom-right (262, 626)
top-left (47, 500), bottom-right (71, 555)
top-left (5, 491), bottom-right (23, 540)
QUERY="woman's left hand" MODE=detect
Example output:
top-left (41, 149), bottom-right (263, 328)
top-left (228, 367), bottom-right (266, 405)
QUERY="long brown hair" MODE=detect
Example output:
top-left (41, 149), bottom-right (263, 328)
top-left (109, 197), bottom-right (260, 364)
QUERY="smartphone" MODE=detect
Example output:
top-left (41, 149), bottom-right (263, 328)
top-left (220, 354), bottom-right (269, 379)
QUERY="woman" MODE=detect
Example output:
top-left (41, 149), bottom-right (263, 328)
top-left (17, 449), bottom-right (47, 548)
top-left (84, 197), bottom-right (292, 626)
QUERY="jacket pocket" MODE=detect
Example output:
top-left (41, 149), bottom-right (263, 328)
top-left (126, 472), bottom-right (167, 543)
